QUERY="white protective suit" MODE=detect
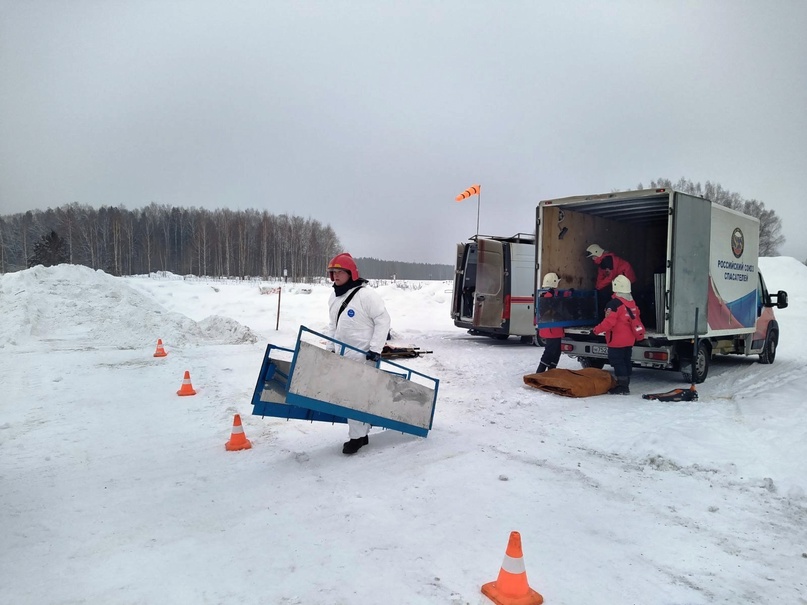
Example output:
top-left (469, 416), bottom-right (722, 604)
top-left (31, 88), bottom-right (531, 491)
top-left (326, 283), bottom-right (391, 439)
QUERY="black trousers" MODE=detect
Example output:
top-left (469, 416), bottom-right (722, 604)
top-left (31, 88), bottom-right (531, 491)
top-left (540, 337), bottom-right (562, 368)
top-left (607, 346), bottom-right (633, 378)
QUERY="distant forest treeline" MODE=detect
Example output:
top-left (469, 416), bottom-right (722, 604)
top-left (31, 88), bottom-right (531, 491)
top-left (355, 257), bottom-right (453, 281)
top-left (0, 203), bottom-right (452, 280)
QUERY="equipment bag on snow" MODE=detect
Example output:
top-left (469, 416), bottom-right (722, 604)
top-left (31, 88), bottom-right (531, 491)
top-left (642, 386), bottom-right (698, 402)
top-left (523, 368), bottom-right (616, 398)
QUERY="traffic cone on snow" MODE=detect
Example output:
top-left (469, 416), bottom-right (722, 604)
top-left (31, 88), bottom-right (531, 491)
top-left (176, 370), bottom-right (196, 396)
top-left (153, 339), bottom-right (168, 358)
top-left (481, 531), bottom-right (544, 605)
top-left (225, 414), bottom-right (252, 451)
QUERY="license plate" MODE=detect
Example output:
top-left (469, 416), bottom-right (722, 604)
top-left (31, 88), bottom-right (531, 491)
top-left (591, 345), bottom-right (608, 355)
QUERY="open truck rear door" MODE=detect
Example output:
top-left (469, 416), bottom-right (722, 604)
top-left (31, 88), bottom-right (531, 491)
top-left (473, 238), bottom-right (505, 329)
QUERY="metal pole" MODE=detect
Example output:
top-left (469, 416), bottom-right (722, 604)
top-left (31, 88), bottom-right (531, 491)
top-left (691, 307), bottom-right (699, 388)
top-left (276, 287), bottom-right (281, 331)
top-left (476, 191), bottom-right (481, 240)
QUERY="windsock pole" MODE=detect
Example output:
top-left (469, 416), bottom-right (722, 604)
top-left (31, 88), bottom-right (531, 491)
top-left (475, 188), bottom-right (481, 240)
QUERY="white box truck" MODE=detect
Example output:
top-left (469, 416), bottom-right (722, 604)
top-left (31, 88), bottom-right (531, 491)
top-left (535, 188), bottom-right (788, 382)
top-left (451, 233), bottom-right (536, 342)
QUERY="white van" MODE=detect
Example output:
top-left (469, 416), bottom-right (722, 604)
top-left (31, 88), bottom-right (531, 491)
top-left (451, 234), bottom-right (536, 342)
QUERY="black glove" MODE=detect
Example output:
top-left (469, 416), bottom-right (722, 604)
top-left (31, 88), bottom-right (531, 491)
top-left (366, 350), bottom-right (381, 362)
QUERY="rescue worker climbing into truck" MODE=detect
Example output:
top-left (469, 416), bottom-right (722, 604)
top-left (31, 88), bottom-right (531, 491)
top-left (592, 275), bottom-right (644, 395)
top-left (586, 243), bottom-right (637, 318)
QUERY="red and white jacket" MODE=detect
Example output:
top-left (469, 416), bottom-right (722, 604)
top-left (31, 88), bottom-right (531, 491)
top-left (593, 252), bottom-right (637, 290)
top-left (593, 295), bottom-right (640, 348)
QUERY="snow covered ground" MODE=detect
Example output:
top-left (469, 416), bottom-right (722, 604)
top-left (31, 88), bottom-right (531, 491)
top-left (2, 258), bottom-right (806, 605)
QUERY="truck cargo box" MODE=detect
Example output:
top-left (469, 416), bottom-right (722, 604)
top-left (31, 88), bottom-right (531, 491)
top-left (535, 188), bottom-right (787, 383)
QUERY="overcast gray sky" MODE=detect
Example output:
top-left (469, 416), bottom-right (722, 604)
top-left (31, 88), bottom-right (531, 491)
top-left (2, 0), bottom-right (806, 265)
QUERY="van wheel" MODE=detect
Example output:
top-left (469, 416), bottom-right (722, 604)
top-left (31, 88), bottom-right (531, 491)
top-left (681, 341), bottom-right (710, 383)
top-left (579, 357), bottom-right (605, 370)
top-left (759, 329), bottom-right (778, 364)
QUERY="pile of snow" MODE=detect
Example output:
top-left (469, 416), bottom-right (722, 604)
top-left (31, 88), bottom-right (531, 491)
top-left (0, 265), bottom-right (257, 350)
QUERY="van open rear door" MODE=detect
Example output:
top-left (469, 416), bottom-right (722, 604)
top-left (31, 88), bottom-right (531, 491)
top-left (451, 244), bottom-right (465, 320)
top-left (473, 238), bottom-right (505, 328)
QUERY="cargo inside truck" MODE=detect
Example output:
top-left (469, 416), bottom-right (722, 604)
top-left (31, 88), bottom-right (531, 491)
top-left (536, 190), bottom-right (675, 335)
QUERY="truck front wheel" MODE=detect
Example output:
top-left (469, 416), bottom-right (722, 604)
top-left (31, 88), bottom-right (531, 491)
top-left (681, 341), bottom-right (710, 384)
top-left (759, 328), bottom-right (778, 364)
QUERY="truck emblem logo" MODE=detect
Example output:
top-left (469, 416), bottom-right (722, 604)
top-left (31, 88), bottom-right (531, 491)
top-left (731, 228), bottom-right (744, 258)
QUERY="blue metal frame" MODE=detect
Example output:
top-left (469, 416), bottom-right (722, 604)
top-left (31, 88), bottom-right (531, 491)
top-left (251, 343), bottom-right (347, 424)
top-left (536, 288), bottom-right (599, 328)
top-left (251, 326), bottom-right (440, 438)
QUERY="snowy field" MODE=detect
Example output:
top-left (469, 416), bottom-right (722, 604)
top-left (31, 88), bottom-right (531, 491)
top-left (2, 258), bottom-right (806, 605)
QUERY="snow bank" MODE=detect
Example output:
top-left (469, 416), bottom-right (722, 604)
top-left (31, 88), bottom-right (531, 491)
top-left (0, 264), bottom-right (257, 350)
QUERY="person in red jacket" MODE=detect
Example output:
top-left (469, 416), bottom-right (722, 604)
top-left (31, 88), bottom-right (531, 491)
top-left (587, 244), bottom-right (637, 318)
top-left (592, 275), bottom-right (642, 395)
top-left (536, 272), bottom-right (570, 373)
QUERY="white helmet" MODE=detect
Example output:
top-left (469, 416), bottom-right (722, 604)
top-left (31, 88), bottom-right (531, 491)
top-left (612, 274), bottom-right (632, 294)
top-left (542, 272), bottom-right (560, 288)
top-left (586, 244), bottom-right (605, 258)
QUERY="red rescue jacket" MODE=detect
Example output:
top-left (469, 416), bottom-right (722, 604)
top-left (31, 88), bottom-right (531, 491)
top-left (594, 252), bottom-right (637, 290)
top-left (593, 295), bottom-right (640, 347)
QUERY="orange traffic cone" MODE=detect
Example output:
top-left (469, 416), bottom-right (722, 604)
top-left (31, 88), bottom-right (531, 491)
top-left (153, 339), bottom-right (168, 358)
top-left (176, 370), bottom-right (196, 396)
top-left (225, 414), bottom-right (252, 451)
top-left (481, 531), bottom-right (544, 605)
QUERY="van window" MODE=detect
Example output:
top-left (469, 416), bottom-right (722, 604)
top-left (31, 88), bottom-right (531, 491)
top-left (477, 250), bottom-right (502, 296)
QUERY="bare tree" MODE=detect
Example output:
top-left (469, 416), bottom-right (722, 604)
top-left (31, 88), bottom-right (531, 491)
top-left (1, 203), bottom-right (348, 278)
top-left (642, 178), bottom-right (785, 255)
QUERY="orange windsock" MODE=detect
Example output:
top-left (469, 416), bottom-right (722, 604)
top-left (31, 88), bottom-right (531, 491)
top-left (481, 531), bottom-right (543, 605)
top-left (176, 370), bottom-right (197, 396)
top-left (153, 339), bottom-right (168, 358)
top-left (225, 414), bottom-right (252, 451)
top-left (455, 184), bottom-right (481, 202)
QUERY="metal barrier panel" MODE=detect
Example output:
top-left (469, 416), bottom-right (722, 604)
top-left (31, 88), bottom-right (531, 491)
top-left (250, 328), bottom-right (439, 438)
top-left (251, 343), bottom-right (347, 424)
top-left (288, 341), bottom-right (436, 436)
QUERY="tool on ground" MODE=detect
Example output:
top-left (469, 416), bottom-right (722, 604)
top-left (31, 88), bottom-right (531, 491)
top-left (642, 308), bottom-right (700, 402)
top-left (381, 345), bottom-right (433, 359)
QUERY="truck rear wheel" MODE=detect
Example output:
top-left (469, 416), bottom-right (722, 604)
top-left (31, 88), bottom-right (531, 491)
top-left (759, 328), bottom-right (778, 364)
top-left (681, 341), bottom-right (710, 383)
top-left (579, 357), bottom-right (606, 370)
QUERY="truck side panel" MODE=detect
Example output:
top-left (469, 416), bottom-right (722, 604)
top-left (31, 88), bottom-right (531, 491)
top-left (706, 204), bottom-right (760, 335)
